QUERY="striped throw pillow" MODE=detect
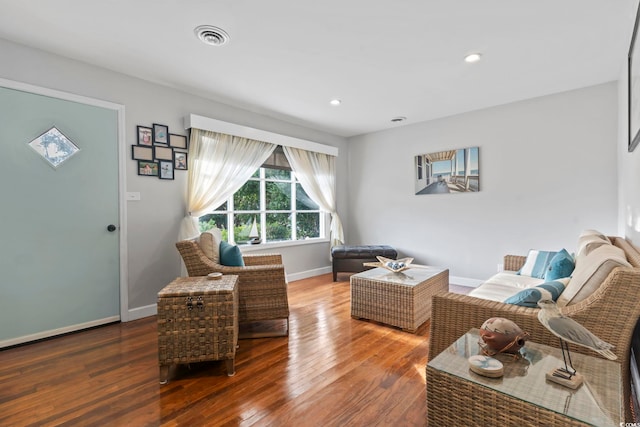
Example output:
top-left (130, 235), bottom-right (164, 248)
top-left (518, 250), bottom-right (557, 279)
top-left (504, 278), bottom-right (569, 307)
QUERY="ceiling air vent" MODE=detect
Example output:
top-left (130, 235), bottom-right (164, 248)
top-left (194, 25), bottom-right (230, 46)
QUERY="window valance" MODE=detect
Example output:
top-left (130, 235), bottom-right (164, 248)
top-left (184, 114), bottom-right (339, 157)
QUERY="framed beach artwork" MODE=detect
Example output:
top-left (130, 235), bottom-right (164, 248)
top-left (414, 146), bottom-right (479, 195)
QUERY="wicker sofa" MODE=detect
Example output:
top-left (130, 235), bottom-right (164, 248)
top-left (428, 235), bottom-right (640, 422)
top-left (176, 231), bottom-right (289, 336)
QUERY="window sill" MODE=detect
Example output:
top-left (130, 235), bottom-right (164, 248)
top-left (239, 237), bottom-right (330, 252)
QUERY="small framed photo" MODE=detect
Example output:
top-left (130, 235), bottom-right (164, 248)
top-left (174, 151), bottom-right (188, 170)
top-left (152, 123), bottom-right (169, 145)
top-left (154, 145), bottom-right (173, 161)
top-left (131, 145), bottom-right (153, 161)
top-left (169, 134), bottom-right (188, 149)
top-left (137, 126), bottom-right (153, 146)
top-left (138, 161), bottom-right (158, 177)
top-left (159, 160), bottom-right (174, 180)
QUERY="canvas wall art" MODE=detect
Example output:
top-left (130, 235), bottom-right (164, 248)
top-left (414, 146), bottom-right (479, 195)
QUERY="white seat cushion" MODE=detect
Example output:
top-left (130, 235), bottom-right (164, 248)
top-left (469, 272), bottom-right (545, 302)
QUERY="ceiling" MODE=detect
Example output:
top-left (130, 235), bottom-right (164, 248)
top-left (0, 0), bottom-right (637, 137)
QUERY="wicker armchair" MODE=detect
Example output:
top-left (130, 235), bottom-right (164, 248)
top-left (428, 236), bottom-right (640, 422)
top-left (175, 239), bottom-right (289, 336)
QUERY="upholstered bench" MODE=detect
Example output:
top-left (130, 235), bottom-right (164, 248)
top-left (331, 245), bottom-right (398, 281)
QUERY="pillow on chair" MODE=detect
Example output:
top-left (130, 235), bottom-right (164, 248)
top-left (220, 241), bottom-right (245, 267)
top-left (199, 229), bottom-right (222, 263)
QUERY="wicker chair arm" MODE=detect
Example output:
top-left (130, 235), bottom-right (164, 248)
top-left (216, 264), bottom-right (285, 274)
top-left (428, 293), bottom-right (556, 361)
top-left (503, 255), bottom-right (526, 271)
top-left (243, 253), bottom-right (283, 265)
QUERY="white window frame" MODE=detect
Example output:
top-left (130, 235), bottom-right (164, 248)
top-left (205, 167), bottom-right (328, 247)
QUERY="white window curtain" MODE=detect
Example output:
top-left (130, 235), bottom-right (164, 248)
top-left (178, 128), bottom-right (276, 240)
top-left (283, 146), bottom-right (344, 247)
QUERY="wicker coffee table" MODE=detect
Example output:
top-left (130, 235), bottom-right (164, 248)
top-left (350, 266), bottom-right (448, 333)
top-left (157, 275), bottom-right (239, 383)
top-left (427, 328), bottom-right (622, 426)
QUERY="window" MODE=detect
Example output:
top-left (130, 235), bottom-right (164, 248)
top-left (199, 165), bottom-right (325, 245)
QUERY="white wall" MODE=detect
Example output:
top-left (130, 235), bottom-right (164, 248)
top-left (0, 38), bottom-right (349, 316)
top-left (618, 48), bottom-right (640, 245)
top-left (348, 83), bottom-right (619, 282)
top-left (0, 35), bottom-right (622, 313)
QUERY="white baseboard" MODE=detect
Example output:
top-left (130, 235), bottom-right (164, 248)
top-left (122, 269), bottom-right (333, 323)
top-left (450, 276), bottom-right (484, 288)
top-left (128, 303), bottom-right (157, 321)
top-left (287, 266), bottom-right (332, 282)
top-left (119, 270), bottom-right (483, 324)
top-left (0, 315), bottom-right (120, 348)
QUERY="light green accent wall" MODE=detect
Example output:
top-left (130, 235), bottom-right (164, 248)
top-left (0, 87), bottom-right (119, 340)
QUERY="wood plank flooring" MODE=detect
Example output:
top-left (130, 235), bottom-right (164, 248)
top-left (0, 273), bottom-right (453, 427)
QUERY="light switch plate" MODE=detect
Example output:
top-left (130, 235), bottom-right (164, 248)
top-left (126, 192), bottom-right (141, 201)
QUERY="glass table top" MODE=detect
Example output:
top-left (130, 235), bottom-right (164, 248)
top-left (427, 328), bottom-right (622, 426)
top-left (352, 266), bottom-right (446, 286)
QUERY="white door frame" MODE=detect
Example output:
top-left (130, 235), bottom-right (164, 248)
top-left (0, 77), bottom-right (129, 322)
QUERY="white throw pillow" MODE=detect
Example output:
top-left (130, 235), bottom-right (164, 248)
top-left (198, 229), bottom-right (222, 263)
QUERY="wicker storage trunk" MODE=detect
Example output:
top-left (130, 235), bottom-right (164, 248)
top-left (157, 275), bottom-right (239, 383)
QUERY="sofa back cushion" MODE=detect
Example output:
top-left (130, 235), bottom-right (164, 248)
top-left (557, 244), bottom-right (630, 306)
top-left (576, 233), bottom-right (610, 258)
top-left (199, 228), bottom-right (222, 263)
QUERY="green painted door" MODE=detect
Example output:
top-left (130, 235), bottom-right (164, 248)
top-left (0, 86), bottom-right (120, 345)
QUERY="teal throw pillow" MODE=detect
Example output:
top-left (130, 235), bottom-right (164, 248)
top-left (517, 250), bottom-right (557, 279)
top-left (544, 248), bottom-right (575, 281)
top-left (219, 241), bottom-right (245, 267)
top-left (504, 278), bottom-right (569, 308)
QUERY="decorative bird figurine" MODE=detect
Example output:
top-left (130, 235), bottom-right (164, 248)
top-left (537, 299), bottom-right (616, 382)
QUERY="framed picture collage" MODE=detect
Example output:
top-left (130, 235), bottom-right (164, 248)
top-left (131, 123), bottom-right (188, 180)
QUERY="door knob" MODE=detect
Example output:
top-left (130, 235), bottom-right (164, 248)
top-left (107, 224), bottom-right (117, 232)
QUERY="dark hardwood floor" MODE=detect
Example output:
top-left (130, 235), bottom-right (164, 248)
top-left (0, 273), bottom-right (460, 427)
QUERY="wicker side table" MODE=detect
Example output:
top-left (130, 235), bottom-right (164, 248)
top-left (350, 266), bottom-right (448, 333)
top-left (157, 275), bottom-right (239, 383)
top-left (426, 328), bottom-right (623, 426)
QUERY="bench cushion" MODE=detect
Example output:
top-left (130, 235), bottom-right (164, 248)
top-left (331, 245), bottom-right (397, 259)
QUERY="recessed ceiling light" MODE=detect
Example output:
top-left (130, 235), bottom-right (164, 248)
top-left (391, 116), bottom-right (407, 123)
top-left (464, 53), bottom-right (482, 63)
top-left (194, 25), bottom-right (230, 46)
top-left (330, 99), bottom-right (341, 106)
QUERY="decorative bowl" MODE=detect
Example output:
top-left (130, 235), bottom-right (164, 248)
top-left (376, 256), bottom-right (414, 273)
